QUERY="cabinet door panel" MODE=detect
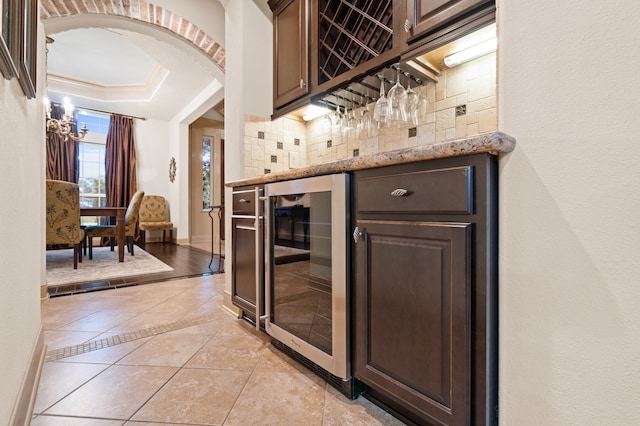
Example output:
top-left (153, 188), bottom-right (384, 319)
top-left (407, 0), bottom-right (491, 42)
top-left (354, 219), bottom-right (471, 425)
top-left (232, 218), bottom-right (263, 317)
top-left (273, 0), bottom-right (309, 108)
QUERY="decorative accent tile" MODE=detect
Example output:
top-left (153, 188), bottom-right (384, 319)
top-left (294, 138), bottom-right (300, 146)
top-left (455, 104), bottom-right (467, 117)
top-left (353, 149), bottom-right (359, 157)
top-left (327, 140), bottom-right (332, 148)
top-left (408, 127), bottom-right (417, 138)
top-left (277, 142), bottom-right (283, 150)
top-left (258, 131), bottom-right (265, 139)
top-left (270, 155), bottom-right (277, 163)
top-left (264, 168), bottom-right (271, 174)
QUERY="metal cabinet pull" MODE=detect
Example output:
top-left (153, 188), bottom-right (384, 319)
top-left (353, 227), bottom-right (363, 244)
top-left (404, 19), bottom-right (411, 33)
top-left (300, 79), bottom-right (306, 89)
top-left (238, 198), bottom-right (251, 203)
top-left (391, 188), bottom-right (409, 197)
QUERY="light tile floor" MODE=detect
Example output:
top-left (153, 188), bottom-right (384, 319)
top-left (34, 273), bottom-right (406, 425)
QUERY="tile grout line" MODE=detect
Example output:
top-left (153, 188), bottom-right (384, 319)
top-left (125, 328), bottom-right (220, 423)
top-left (45, 315), bottom-right (211, 362)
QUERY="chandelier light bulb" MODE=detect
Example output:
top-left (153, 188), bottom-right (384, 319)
top-left (46, 97), bottom-right (88, 142)
top-left (63, 97), bottom-right (74, 117)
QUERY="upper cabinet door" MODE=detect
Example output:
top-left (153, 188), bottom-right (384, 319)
top-left (272, 0), bottom-right (309, 109)
top-left (406, 0), bottom-right (492, 43)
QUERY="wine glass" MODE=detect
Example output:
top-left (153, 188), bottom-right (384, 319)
top-left (412, 90), bottom-right (428, 126)
top-left (402, 80), bottom-right (420, 124)
top-left (387, 66), bottom-right (407, 127)
top-left (346, 93), bottom-right (359, 139)
top-left (320, 101), bottom-right (333, 137)
top-left (358, 94), bottom-right (372, 138)
top-left (332, 102), bottom-right (343, 135)
top-left (373, 76), bottom-right (388, 128)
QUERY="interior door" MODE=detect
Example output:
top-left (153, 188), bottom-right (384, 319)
top-left (189, 124), bottom-right (224, 251)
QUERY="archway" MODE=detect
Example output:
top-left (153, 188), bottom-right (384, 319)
top-left (40, 0), bottom-right (225, 73)
top-left (40, 0), bottom-right (227, 252)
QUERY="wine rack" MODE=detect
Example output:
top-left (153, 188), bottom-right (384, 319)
top-left (318, 0), bottom-right (394, 85)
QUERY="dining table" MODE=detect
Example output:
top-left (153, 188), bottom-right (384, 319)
top-left (80, 207), bottom-right (127, 262)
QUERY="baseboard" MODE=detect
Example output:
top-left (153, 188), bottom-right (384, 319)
top-left (190, 236), bottom-right (212, 245)
top-left (9, 327), bottom-right (46, 426)
top-left (40, 283), bottom-right (49, 301)
top-left (222, 291), bottom-right (242, 318)
top-left (143, 236), bottom-right (171, 244)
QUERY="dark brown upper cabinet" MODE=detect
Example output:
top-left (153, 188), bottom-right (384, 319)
top-left (269, 0), bottom-right (495, 117)
top-left (405, 0), bottom-right (493, 44)
top-left (270, 0), bottom-right (309, 109)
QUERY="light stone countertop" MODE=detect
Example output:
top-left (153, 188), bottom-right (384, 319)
top-left (227, 131), bottom-right (516, 187)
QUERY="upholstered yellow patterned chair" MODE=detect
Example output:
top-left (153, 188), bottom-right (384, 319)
top-left (84, 190), bottom-right (145, 259)
top-left (138, 195), bottom-right (173, 248)
top-left (45, 180), bottom-right (85, 269)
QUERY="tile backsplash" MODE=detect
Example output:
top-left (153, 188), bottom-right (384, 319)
top-left (243, 52), bottom-right (496, 179)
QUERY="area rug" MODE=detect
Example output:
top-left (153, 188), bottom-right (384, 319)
top-left (46, 246), bottom-right (174, 287)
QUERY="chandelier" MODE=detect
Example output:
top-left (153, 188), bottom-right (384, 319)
top-left (45, 97), bottom-right (88, 142)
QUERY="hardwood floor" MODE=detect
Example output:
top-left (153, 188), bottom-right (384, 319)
top-left (47, 242), bottom-right (223, 297)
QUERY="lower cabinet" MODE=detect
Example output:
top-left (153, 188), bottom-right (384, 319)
top-left (352, 154), bottom-right (498, 425)
top-left (231, 217), bottom-right (262, 319)
top-left (231, 185), bottom-right (264, 323)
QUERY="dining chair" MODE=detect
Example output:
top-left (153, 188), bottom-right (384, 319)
top-left (45, 180), bottom-right (85, 269)
top-left (138, 195), bottom-right (174, 248)
top-left (84, 190), bottom-right (145, 259)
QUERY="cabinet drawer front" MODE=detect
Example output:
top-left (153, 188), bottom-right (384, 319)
top-left (356, 166), bottom-right (473, 214)
top-left (232, 187), bottom-right (263, 214)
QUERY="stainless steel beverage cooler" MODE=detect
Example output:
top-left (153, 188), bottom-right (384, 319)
top-left (263, 173), bottom-right (353, 392)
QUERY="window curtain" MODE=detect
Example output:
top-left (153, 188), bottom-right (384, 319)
top-left (105, 114), bottom-right (137, 208)
top-left (45, 103), bottom-right (79, 182)
top-left (104, 114), bottom-right (138, 242)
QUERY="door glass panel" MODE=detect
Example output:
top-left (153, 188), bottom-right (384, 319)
top-left (202, 136), bottom-right (212, 210)
top-left (271, 191), bottom-right (333, 355)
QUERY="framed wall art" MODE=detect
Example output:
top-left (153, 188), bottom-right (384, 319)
top-left (10, 0), bottom-right (36, 98)
top-left (0, 0), bottom-right (17, 79)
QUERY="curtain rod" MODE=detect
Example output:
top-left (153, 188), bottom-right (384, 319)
top-left (76, 105), bottom-right (147, 121)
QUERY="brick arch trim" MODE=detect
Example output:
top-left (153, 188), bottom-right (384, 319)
top-left (40, 0), bottom-right (225, 71)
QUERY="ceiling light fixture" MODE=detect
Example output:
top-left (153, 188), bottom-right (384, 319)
top-left (444, 37), bottom-right (497, 68)
top-left (45, 97), bottom-right (88, 142)
top-left (45, 36), bottom-right (87, 142)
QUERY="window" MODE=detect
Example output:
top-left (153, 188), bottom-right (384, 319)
top-left (77, 112), bottom-right (109, 225)
top-left (202, 135), bottom-right (212, 210)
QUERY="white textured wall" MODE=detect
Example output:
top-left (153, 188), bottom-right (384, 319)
top-left (498, 1), bottom-right (640, 424)
top-left (0, 26), bottom-right (46, 423)
top-left (136, 118), bottom-right (171, 198)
